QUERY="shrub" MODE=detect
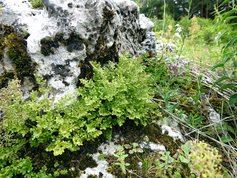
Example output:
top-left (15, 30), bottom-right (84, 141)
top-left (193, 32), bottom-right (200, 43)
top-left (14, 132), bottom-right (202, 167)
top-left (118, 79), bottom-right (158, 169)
top-left (43, 56), bottom-right (159, 155)
top-left (0, 79), bottom-right (51, 177)
top-left (0, 56), bottom-right (159, 176)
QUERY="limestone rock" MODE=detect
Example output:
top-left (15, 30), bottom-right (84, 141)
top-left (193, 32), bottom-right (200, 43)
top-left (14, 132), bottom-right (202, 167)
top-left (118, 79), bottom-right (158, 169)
top-left (0, 0), bottom-right (155, 98)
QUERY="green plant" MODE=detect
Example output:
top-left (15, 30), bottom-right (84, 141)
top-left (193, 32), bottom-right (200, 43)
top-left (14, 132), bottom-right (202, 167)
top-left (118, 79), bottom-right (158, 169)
top-left (0, 158), bottom-right (51, 178)
top-left (125, 143), bottom-right (143, 155)
top-left (183, 140), bottom-right (223, 178)
top-left (212, 1), bottom-right (237, 106)
top-left (153, 140), bottom-right (225, 178)
top-left (196, 17), bottom-right (217, 44)
top-left (155, 151), bottom-right (177, 177)
top-left (185, 113), bottom-right (204, 128)
top-left (178, 144), bottom-right (190, 164)
top-left (30, 0), bottom-right (44, 8)
top-left (45, 56), bottom-right (158, 154)
top-left (178, 16), bottom-right (191, 37)
top-left (0, 79), bottom-right (52, 177)
top-left (76, 56), bottom-right (158, 126)
top-left (189, 16), bottom-right (201, 42)
top-left (113, 146), bottom-right (130, 175)
top-left (0, 56), bottom-right (158, 176)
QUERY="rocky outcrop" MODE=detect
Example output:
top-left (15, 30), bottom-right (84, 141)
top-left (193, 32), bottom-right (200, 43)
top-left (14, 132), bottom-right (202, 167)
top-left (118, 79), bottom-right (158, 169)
top-left (0, 0), bottom-right (156, 97)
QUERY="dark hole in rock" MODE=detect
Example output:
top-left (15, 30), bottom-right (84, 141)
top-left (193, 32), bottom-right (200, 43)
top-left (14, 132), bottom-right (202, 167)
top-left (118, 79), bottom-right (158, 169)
top-left (52, 64), bottom-right (70, 77)
top-left (67, 3), bottom-right (73, 8)
top-left (40, 36), bottom-right (59, 56)
top-left (77, 61), bottom-right (93, 87)
top-left (62, 80), bottom-right (70, 86)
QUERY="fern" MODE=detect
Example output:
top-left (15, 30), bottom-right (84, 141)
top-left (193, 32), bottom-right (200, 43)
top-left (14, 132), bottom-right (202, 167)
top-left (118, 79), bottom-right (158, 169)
top-left (0, 56), bottom-right (159, 176)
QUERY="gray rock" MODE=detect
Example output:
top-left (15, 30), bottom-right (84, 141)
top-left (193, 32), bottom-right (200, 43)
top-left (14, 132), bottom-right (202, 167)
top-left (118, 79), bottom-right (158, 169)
top-left (0, 0), bottom-right (155, 98)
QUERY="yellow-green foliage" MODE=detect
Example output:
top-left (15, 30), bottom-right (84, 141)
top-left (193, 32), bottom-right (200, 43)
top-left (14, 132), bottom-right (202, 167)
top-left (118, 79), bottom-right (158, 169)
top-left (0, 80), bottom-right (28, 135)
top-left (0, 56), bottom-right (159, 176)
top-left (189, 16), bottom-right (201, 42)
top-left (185, 140), bottom-right (223, 178)
top-left (0, 25), bottom-right (15, 62)
top-left (164, 25), bottom-right (174, 39)
top-left (30, 0), bottom-right (44, 8)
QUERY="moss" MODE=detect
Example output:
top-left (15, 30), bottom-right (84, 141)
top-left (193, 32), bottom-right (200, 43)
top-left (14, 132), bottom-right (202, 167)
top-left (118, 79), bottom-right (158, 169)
top-left (0, 24), bottom-right (15, 36)
top-left (0, 37), bottom-right (4, 61)
top-left (4, 33), bottom-right (35, 80)
top-left (0, 24), bottom-right (36, 87)
top-left (0, 73), bottom-right (15, 88)
top-left (185, 140), bottom-right (223, 177)
top-left (86, 34), bottom-right (119, 65)
top-left (55, 33), bottom-right (66, 45)
top-left (112, 121), bottom-right (181, 155)
top-left (0, 25), bottom-right (14, 62)
top-left (77, 155), bottom-right (97, 170)
top-left (107, 122), bottom-right (183, 177)
top-left (77, 61), bottom-right (93, 87)
top-left (142, 124), bottom-right (182, 155)
top-left (0, 48), bottom-right (3, 62)
top-left (30, 0), bottom-right (44, 8)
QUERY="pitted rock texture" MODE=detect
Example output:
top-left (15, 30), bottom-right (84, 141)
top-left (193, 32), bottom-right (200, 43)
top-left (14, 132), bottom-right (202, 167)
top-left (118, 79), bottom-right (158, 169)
top-left (0, 0), bottom-right (156, 97)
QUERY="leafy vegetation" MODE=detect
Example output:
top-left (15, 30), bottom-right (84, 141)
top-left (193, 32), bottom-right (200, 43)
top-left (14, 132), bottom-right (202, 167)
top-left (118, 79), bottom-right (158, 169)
top-left (1, 31), bottom-right (235, 177)
top-left (132, 0), bottom-right (236, 176)
top-left (184, 140), bottom-right (223, 177)
top-left (0, 56), bottom-right (158, 176)
top-left (0, 0), bottom-right (236, 177)
top-left (106, 140), bottom-right (226, 178)
top-left (30, 0), bottom-right (44, 8)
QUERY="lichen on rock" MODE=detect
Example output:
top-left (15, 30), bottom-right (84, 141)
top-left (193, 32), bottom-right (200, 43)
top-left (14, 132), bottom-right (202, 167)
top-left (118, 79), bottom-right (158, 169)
top-left (0, 0), bottom-right (156, 97)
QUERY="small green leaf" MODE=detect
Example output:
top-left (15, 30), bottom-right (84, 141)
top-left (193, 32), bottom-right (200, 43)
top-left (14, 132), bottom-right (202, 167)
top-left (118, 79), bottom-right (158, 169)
top-left (179, 155), bottom-right (189, 164)
top-left (132, 142), bottom-right (139, 148)
top-left (220, 83), bottom-right (237, 90)
top-left (213, 76), bottom-right (230, 86)
top-left (221, 135), bottom-right (234, 143)
top-left (181, 144), bottom-right (190, 155)
top-left (124, 144), bottom-right (131, 149)
top-left (229, 94), bottom-right (237, 106)
top-left (98, 154), bottom-right (106, 160)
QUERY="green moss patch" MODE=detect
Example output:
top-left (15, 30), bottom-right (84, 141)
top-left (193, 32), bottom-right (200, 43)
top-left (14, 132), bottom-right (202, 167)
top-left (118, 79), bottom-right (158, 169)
top-left (30, 0), bottom-right (44, 8)
top-left (0, 24), bottom-right (35, 88)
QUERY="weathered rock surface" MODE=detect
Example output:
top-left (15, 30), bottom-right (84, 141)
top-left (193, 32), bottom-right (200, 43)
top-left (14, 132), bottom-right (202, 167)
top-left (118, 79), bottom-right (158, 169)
top-left (0, 0), bottom-right (156, 97)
